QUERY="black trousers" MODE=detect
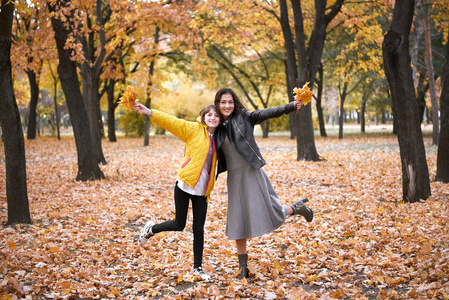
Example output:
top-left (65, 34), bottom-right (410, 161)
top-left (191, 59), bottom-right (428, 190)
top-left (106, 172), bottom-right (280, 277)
top-left (151, 183), bottom-right (208, 269)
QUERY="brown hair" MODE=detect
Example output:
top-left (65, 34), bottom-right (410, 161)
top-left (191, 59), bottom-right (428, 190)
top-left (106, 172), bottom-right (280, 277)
top-left (199, 104), bottom-right (220, 124)
top-left (214, 88), bottom-right (247, 119)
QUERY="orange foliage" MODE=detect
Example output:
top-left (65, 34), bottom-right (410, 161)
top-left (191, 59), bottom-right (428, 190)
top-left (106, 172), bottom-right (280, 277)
top-left (293, 82), bottom-right (313, 106)
top-left (119, 85), bottom-right (138, 111)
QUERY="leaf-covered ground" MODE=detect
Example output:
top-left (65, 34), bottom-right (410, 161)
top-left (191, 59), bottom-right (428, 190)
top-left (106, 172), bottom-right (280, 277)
top-left (1, 133), bottom-right (448, 299)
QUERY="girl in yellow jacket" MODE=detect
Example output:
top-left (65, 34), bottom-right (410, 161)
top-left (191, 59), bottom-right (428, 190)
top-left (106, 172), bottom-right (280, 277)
top-left (134, 102), bottom-right (220, 281)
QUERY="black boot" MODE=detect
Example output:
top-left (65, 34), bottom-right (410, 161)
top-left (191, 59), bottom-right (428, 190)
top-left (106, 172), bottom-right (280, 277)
top-left (237, 254), bottom-right (249, 280)
top-left (291, 198), bottom-right (313, 222)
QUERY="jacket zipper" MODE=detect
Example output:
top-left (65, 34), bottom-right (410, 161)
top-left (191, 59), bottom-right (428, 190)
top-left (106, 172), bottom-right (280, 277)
top-left (233, 119), bottom-right (264, 163)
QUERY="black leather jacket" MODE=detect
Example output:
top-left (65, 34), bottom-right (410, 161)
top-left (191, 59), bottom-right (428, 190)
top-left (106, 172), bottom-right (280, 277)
top-left (215, 102), bottom-right (296, 176)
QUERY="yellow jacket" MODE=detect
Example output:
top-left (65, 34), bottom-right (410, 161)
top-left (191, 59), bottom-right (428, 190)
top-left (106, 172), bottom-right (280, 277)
top-left (150, 109), bottom-right (217, 197)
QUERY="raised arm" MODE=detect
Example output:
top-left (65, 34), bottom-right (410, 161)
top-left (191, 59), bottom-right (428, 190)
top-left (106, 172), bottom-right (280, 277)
top-left (248, 100), bottom-right (302, 125)
top-left (134, 101), bottom-right (196, 142)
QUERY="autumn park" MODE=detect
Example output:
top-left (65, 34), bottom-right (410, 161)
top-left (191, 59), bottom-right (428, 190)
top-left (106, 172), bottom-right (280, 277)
top-left (1, 0), bottom-right (449, 299)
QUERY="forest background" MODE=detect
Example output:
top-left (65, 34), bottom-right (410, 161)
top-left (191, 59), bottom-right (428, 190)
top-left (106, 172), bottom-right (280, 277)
top-left (1, 0), bottom-right (449, 299)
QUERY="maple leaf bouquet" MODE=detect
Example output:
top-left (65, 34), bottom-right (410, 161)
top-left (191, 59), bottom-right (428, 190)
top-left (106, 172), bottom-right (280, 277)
top-left (293, 82), bottom-right (313, 109)
top-left (119, 85), bottom-right (138, 111)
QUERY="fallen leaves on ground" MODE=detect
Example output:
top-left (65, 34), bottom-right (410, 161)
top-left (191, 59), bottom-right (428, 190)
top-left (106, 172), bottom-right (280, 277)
top-left (0, 135), bottom-right (448, 299)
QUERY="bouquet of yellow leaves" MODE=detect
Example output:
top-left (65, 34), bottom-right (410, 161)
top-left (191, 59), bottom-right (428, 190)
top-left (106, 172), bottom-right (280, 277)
top-left (119, 85), bottom-right (138, 111)
top-left (293, 82), bottom-right (313, 106)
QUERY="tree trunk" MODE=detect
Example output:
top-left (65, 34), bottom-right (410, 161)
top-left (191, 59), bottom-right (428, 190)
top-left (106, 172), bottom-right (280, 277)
top-left (381, 109), bottom-right (386, 124)
top-left (107, 80), bottom-right (118, 142)
top-left (412, 5), bottom-right (427, 124)
top-left (95, 88), bottom-right (105, 140)
top-left (261, 120), bottom-right (269, 138)
top-left (144, 27), bottom-right (160, 146)
top-left (144, 104), bottom-right (151, 146)
top-left (382, 0), bottom-right (430, 202)
top-left (281, 0), bottom-right (315, 159)
top-left (53, 78), bottom-right (60, 140)
top-left (289, 113), bottom-right (296, 139)
top-left (294, 105), bottom-right (319, 160)
top-left (361, 100), bottom-right (366, 133)
top-left (26, 69), bottom-right (40, 140)
top-left (279, 1), bottom-right (298, 140)
top-left (435, 38), bottom-right (449, 182)
top-left (49, 0), bottom-right (105, 181)
top-left (0, 0), bottom-right (31, 225)
top-left (423, 0), bottom-right (439, 145)
top-left (48, 60), bottom-right (60, 140)
top-left (292, 0), bottom-right (322, 161)
top-left (360, 85), bottom-right (374, 134)
top-left (83, 67), bottom-right (107, 164)
top-left (338, 82), bottom-right (348, 139)
top-left (54, 79), bottom-right (60, 140)
top-left (285, 60), bottom-right (297, 139)
top-left (316, 62), bottom-right (327, 137)
top-left (411, 0), bottom-right (425, 86)
top-left (79, 0), bottom-right (107, 164)
top-left (416, 70), bottom-right (429, 123)
top-left (106, 46), bottom-right (136, 142)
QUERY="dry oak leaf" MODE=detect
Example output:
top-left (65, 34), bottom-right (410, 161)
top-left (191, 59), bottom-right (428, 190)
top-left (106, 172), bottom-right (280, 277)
top-left (119, 85), bottom-right (138, 111)
top-left (293, 82), bottom-right (313, 106)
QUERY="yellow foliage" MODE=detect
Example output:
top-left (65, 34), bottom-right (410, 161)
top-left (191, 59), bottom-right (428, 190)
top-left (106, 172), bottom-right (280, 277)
top-left (119, 85), bottom-right (138, 111)
top-left (293, 82), bottom-right (313, 106)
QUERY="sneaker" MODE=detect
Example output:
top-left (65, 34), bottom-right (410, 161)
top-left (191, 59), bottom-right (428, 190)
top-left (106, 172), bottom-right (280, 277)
top-left (291, 198), bottom-right (313, 222)
top-left (139, 220), bottom-right (154, 245)
top-left (193, 267), bottom-right (211, 281)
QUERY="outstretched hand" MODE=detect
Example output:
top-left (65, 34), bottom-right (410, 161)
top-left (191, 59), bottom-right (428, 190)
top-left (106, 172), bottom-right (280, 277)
top-left (134, 101), bottom-right (152, 116)
top-left (294, 99), bottom-right (303, 110)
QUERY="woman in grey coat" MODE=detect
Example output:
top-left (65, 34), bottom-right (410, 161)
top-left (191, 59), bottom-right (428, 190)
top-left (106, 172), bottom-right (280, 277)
top-left (214, 88), bottom-right (314, 279)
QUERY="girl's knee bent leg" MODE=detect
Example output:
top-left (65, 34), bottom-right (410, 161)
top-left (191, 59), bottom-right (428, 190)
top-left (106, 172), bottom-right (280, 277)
top-left (172, 220), bottom-right (186, 231)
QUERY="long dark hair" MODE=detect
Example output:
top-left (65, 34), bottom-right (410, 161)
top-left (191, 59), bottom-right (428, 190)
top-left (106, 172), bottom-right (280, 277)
top-left (214, 88), bottom-right (247, 118)
top-left (199, 104), bottom-right (221, 124)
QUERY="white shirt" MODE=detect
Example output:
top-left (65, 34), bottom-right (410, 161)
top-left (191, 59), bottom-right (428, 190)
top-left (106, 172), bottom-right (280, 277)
top-left (177, 133), bottom-right (214, 196)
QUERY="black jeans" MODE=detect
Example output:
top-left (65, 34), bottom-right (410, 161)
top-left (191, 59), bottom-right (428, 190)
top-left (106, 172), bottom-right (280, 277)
top-left (152, 183), bottom-right (208, 269)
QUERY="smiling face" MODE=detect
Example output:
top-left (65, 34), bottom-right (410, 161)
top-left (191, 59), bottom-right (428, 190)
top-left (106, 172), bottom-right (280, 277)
top-left (203, 107), bottom-right (220, 133)
top-left (218, 93), bottom-right (235, 120)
